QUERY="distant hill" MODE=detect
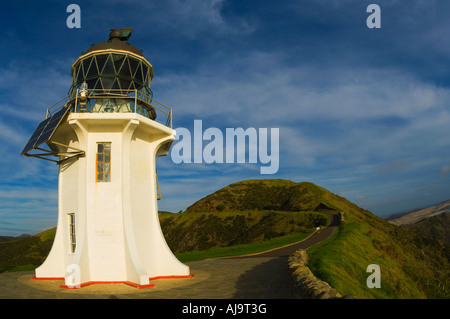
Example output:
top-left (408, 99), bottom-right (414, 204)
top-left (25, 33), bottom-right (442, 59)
top-left (387, 200), bottom-right (450, 225)
top-left (401, 212), bottom-right (450, 246)
top-left (0, 179), bottom-right (448, 298)
top-left (0, 228), bottom-right (55, 272)
top-left (0, 234), bottom-right (31, 243)
top-left (185, 179), bottom-right (335, 213)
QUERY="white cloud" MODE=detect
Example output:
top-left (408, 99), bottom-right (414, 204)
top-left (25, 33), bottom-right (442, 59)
top-left (2, 1), bottom-right (450, 233)
top-left (156, 50), bottom-right (450, 131)
top-left (0, 186), bottom-right (57, 201)
top-left (0, 185), bottom-right (58, 235)
top-left (150, 49), bottom-right (450, 216)
top-left (100, 0), bottom-right (255, 39)
top-left (0, 120), bottom-right (26, 145)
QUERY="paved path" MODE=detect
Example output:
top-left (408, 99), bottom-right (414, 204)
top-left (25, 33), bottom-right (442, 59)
top-left (245, 211), bottom-right (340, 258)
top-left (0, 212), bottom-right (340, 299)
top-left (0, 257), bottom-right (293, 299)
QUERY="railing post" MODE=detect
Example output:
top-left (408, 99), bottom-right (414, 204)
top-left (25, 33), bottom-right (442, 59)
top-left (75, 89), bottom-right (79, 113)
top-left (134, 89), bottom-right (137, 113)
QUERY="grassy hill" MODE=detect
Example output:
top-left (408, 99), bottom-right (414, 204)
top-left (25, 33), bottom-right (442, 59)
top-left (160, 210), bottom-right (327, 253)
top-left (0, 179), bottom-right (448, 299)
top-left (185, 179), bottom-right (334, 213)
top-left (298, 186), bottom-right (450, 299)
top-left (0, 228), bottom-right (55, 272)
top-left (401, 212), bottom-right (450, 246)
top-left (186, 179), bottom-right (449, 298)
top-left (0, 234), bottom-right (31, 243)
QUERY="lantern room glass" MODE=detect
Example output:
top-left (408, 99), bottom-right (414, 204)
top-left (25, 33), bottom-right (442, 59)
top-left (70, 53), bottom-right (152, 96)
top-left (69, 52), bottom-right (156, 119)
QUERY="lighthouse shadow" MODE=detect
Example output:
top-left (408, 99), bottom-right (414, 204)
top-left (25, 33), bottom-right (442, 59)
top-left (232, 257), bottom-right (294, 299)
top-left (59, 153), bottom-right (79, 172)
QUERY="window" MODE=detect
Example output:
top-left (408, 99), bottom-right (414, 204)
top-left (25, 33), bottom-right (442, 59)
top-left (68, 213), bottom-right (76, 254)
top-left (96, 142), bottom-right (111, 182)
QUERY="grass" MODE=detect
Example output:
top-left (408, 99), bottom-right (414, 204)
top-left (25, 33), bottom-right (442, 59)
top-left (1, 179), bottom-right (448, 299)
top-left (174, 230), bottom-right (315, 262)
top-left (0, 228), bottom-right (315, 271)
top-left (185, 180), bottom-right (326, 213)
top-left (161, 210), bottom-right (327, 253)
top-left (306, 212), bottom-right (440, 298)
top-left (0, 228), bottom-right (56, 273)
top-left (0, 210), bottom-right (323, 272)
top-left (1, 265), bottom-right (36, 273)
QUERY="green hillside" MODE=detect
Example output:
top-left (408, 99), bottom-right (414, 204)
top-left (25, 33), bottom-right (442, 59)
top-left (299, 186), bottom-right (450, 299)
top-left (160, 210), bottom-right (327, 253)
top-left (0, 228), bottom-right (55, 273)
top-left (185, 179), bottom-right (334, 213)
top-left (0, 179), bottom-right (448, 299)
top-left (401, 212), bottom-right (450, 246)
top-left (186, 179), bottom-right (449, 298)
top-left (0, 234), bottom-right (31, 243)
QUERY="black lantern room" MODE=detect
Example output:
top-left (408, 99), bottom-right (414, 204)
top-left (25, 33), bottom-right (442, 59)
top-left (70, 28), bottom-right (154, 98)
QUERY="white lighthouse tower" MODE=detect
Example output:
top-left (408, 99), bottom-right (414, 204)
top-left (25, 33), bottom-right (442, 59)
top-left (21, 28), bottom-right (190, 288)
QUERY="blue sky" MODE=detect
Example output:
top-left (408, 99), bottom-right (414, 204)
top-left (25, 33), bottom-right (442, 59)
top-left (1, 0), bottom-right (449, 236)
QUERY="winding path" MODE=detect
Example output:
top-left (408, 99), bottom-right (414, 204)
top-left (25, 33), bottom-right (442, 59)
top-left (0, 212), bottom-right (340, 299)
top-left (243, 211), bottom-right (340, 258)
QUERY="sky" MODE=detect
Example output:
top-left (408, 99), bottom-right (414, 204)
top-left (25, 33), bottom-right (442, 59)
top-left (0, 0), bottom-right (449, 236)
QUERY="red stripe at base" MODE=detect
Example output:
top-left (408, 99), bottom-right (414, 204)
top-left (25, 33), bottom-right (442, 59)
top-left (33, 276), bottom-right (65, 281)
top-left (149, 274), bottom-right (195, 281)
top-left (59, 281), bottom-right (155, 289)
top-left (33, 273), bottom-right (194, 289)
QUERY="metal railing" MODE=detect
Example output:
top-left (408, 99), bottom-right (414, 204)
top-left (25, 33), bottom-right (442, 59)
top-left (47, 89), bottom-right (173, 128)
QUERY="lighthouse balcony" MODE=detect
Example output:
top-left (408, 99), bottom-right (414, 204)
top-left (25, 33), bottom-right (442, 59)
top-left (20, 89), bottom-right (173, 163)
top-left (64, 88), bottom-right (173, 128)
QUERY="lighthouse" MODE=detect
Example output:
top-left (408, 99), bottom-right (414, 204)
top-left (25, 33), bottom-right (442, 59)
top-left (21, 28), bottom-right (190, 288)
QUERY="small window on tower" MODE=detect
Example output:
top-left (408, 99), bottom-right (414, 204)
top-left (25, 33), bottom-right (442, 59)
top-left (68, 213), bottom-right (76, 254)
top-left (96, 142), bottom-right (111, 182)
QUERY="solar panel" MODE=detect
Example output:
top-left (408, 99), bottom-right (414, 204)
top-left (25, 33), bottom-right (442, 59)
top-left (21, 106), bottom-right (70, 155)
top-left (21, 120), bottom-right (48, 154)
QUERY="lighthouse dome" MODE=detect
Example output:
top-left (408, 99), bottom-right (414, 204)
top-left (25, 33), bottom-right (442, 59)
top-left (83, 28), bottom-right (145, 57)
top-left (70, 28), bottom-right (154, 96)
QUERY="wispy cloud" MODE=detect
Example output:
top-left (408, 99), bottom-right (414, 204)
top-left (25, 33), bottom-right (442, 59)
top-left (376, 160), bottom-right (411, 175)
top-left (151, 48), bottom-right (450, 216)
top-left (0, 185), bottom-right (58, 236)
top-left (2, 0), bottom-right (450, 234)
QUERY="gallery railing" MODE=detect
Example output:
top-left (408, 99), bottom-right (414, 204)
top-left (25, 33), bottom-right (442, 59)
top-left (46, 88), bottom-right (173, 129)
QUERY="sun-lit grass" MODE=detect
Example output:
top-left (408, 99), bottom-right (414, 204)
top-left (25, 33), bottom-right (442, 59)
top-left (306, 213), bottom-right (429, 299)
top-left (1, 265), bottom-right (36, 273)
top-left (175, 230), bottom-right (314, 262)
top-left (161, 210), bottom-right (327, 253)
top-left (1, 179), bottom-right (448, 299)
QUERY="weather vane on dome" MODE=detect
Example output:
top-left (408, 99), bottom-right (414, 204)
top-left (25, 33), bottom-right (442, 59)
top-left (109, 27), bottom-right (133, 41)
